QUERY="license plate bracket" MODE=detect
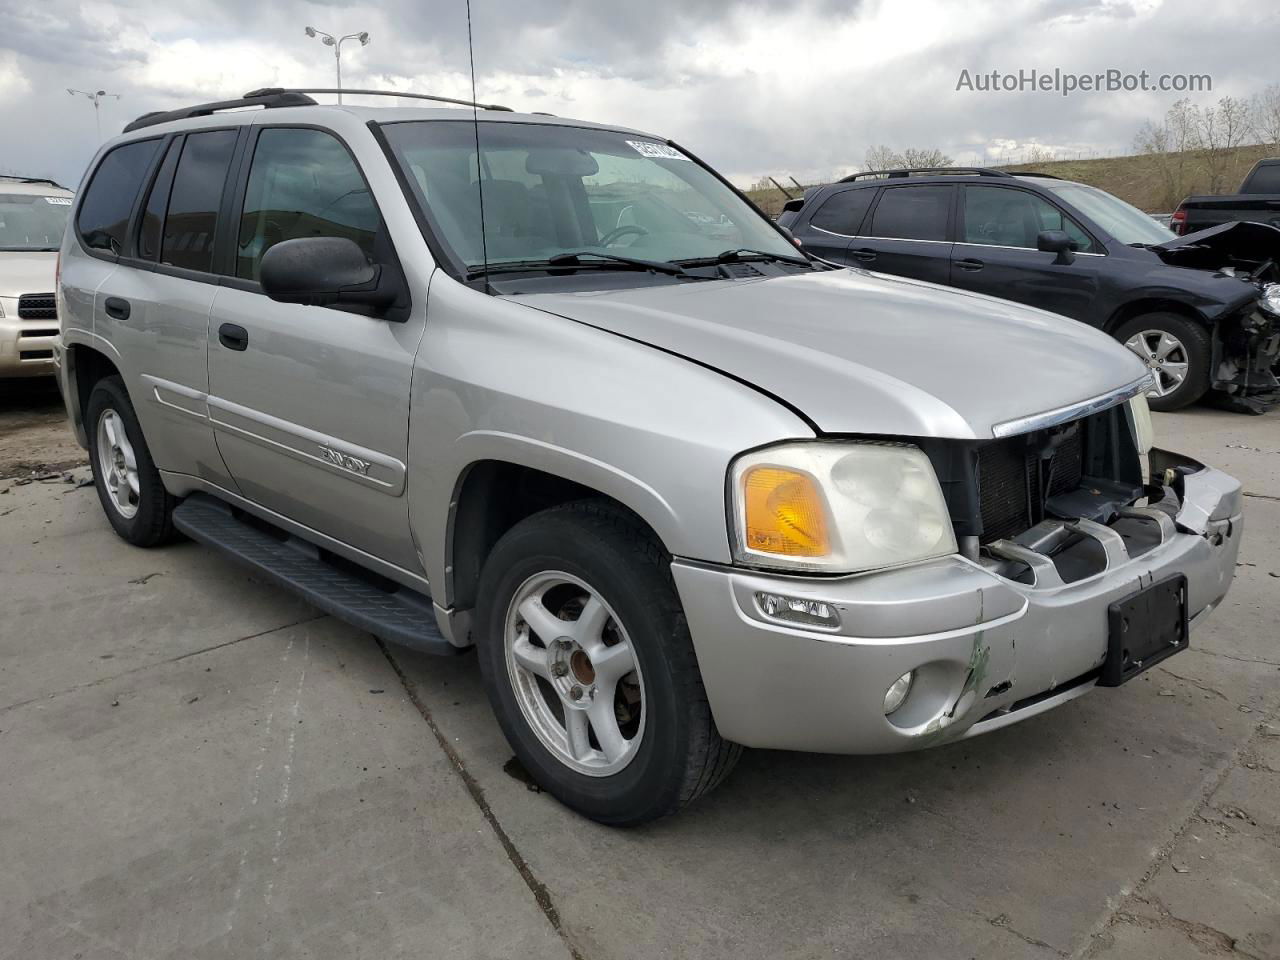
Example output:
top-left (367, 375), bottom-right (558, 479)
top-left (1099, 574), bottom-right (1189, 687)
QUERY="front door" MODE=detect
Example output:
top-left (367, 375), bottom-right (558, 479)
top-left (949, 184), bottom-right (1102, 322)
top-left (206, 125), bottom-right (425, 572)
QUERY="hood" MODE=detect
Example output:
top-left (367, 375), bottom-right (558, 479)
top-left (0, 250), bottom-right (58, 299)
top-left (514, 269), bottom-right (1148, 440)
top-left (1151, 221), bottom-right (1280, 270)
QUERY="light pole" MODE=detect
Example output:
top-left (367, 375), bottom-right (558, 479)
top-left (67, 88), bottom-right (120, 141)
top-left (303, 27), bottom-right (370, 104)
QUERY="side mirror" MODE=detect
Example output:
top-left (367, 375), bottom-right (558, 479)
top-left (1037, 229), bottom-right (1076, 265)
top-left (260, 237), bottom-right (399, 313)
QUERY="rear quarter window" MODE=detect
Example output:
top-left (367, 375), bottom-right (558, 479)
top-left (809, 188), bottom-right (875, 235)
top-left (76, 139), bottom-right (163, 254)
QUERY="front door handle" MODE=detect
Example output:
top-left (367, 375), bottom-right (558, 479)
top-left (218, 323), bottom-right (249, 352)
top-left (849, 247), bottom-right (878, 262)
top-left (955, 258), bottom-right (985, 271)
top-left (104, 297), bottom-right (130, 320)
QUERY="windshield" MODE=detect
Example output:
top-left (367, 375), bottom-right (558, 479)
top-left (0, 193), bottom-right (71, 251)
top-left (380, 120), bottom-right (796, 274)
top-left (1038, 180), bottom-right (1174, 246)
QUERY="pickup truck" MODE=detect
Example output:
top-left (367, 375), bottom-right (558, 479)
top-left (1172, 158), bottom-right (1280, 235)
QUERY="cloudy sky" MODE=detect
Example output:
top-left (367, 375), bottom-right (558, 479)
top-left (0, 0), bottom-right (1275, 190)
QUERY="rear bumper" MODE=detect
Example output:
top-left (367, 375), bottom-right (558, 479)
top-left (673, 452), bottom-right (1243, 754)
top-left (0, 297), bottom-right (57, 378)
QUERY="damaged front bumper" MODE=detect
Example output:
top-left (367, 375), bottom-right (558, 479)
top-left (672, 450), bottom-right (1242, 754)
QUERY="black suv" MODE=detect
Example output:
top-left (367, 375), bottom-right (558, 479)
top-left (779, 168), bottom-right (1280, 411)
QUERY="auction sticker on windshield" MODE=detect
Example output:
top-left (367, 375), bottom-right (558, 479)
top-left (625, 140), bottom-right (691, 161)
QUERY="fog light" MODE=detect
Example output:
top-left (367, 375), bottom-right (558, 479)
top-left (754, 591), bottom-right (841, 629)
top-left (883, 671), bottom-right (914, 715)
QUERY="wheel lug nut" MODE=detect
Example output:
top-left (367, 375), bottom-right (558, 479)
top-left (551, 662), bottom-right (568, 678)
top-left (556, 638), bottom-right (573, 651)
top-left (569, 685), bottom-right (583, 701)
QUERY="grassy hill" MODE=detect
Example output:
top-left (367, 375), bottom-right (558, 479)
top-left (744, 143), bottom-right (1278, 219)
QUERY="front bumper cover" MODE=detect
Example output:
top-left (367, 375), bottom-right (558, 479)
top-left (673, 451), bottom-right (1242, 754)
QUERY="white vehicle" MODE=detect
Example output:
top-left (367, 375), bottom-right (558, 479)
top-left (0, 176), bottom-right (73, 379)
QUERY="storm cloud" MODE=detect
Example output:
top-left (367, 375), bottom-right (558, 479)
top-left (0, 0), bottom-right (1273, 189)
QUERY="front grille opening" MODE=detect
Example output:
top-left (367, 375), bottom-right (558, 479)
top-left (977, 425), bottom-right (1085, 543)
top-left (22, 328), bottom-right (59, 339)
top-left (19, 349), bottom-right (53, 361)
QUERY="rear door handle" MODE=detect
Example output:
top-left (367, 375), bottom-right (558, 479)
top-left (218, 323), bottom-right (249, 352)
top-left (955, 258), bottom-right (985, 271)
top-left (849, 247), bottom-right (878, 262)
top-left (104, 297), bottom-right (130, 320)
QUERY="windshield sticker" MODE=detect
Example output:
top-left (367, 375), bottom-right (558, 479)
top-left (625, 140), bottom-right (691, 162)
top-left (43, 196), bottom-right (72, 205)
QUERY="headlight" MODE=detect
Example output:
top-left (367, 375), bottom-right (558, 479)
top-left (729, 441), bottom-right (957, 574)
top-left (1260, 283), bottom-right (1280, 317)
top-left (1129, 394), bottom-right (1155, 454)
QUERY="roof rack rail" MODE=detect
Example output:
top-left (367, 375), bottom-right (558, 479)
top-left (0, 175), bottom-right (70, 190)
top-left (837, 166), bottom-right (1013, 183)
top-left (1007, 170), bottom-right (1065, 180)
top-left (249, 87), bottom-right (515, 112)
top-left (123, 89), bottom-right (317, 133)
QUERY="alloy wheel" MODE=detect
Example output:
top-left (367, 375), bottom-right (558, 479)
top-left (1124, 328), bottom-right (1190, 398)
top-left (504, 571), bottom-right (645, 777)
top-left (96, 408), bottom-right (140, 519)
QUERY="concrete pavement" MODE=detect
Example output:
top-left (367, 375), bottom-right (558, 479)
top-left (1, 407), bottom-right (1277, 959)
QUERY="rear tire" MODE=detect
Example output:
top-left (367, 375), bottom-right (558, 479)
top-left (474, 500), bottom-right (740, 825)
top-left (1114, 312), bottom-right (1211, 412)
top-left (86, 375), bottom-right (177, 547)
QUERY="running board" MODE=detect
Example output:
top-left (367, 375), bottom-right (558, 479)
top-left (172, 494), bottom-right (456, 655)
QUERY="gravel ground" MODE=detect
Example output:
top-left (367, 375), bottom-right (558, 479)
top-left (0, 379), bottom-right (86, 480)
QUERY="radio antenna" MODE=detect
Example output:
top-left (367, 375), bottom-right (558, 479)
top-left (466, 0), bottom-right (490, 291)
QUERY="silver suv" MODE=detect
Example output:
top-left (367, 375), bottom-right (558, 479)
top-left (57, 89), bottom-right (1244, 824)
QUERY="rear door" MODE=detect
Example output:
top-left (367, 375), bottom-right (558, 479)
top-left (849, 184), bottom-right (953, 284)
top-left (206, 124), bottom-right (424, 571)
top-left (795, 187), bottom-right (877, 262)
top-left (950, 184), bottom-right (1102, 321)
top-left (75, 129), bottom-right (241, 491)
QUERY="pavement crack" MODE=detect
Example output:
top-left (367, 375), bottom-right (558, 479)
top-left (989, 913), bottom-right (1070, 957)
top-left (1154, 665), bottom-right (1244, 708)
top-left (1111, 897), bottom-right (1265, 959)
top-left (1074, 701), bottom-right (1280, 959)
top-left (1241, 490), bottom-right (1280, 502)
top-left (376, 638), bottom-right (585, 960)
top-left (0, 613), bottom-right (328, 715)
top-left (1198, 648), bottom-right (1280, 668)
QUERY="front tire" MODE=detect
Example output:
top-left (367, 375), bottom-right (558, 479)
top-left (1115, 312), bottom-right (1211, 412)
top-left (86, 375), bottom-right (177, 547)
top-left (474, 501), bottom-right (740, 825)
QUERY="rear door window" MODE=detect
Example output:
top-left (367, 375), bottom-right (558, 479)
top-left (235, 127), bottom-right (381, 281)
top-left (867, 185), bottom-right (951, 241)
top-left (809, 188), bottom-right (875, 235)
top-left (161, 129), bottom-right (238, 273)
top-left (137, 140), bottom-right (181, 262)
top-left (77, 138), bottom-right (163, 254)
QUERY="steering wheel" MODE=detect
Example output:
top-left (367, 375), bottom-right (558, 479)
top-left (598, 224), bottom-right (649, 246)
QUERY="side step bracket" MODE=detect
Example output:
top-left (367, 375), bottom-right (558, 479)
top-left (172, 494), bottom-right (457, 656)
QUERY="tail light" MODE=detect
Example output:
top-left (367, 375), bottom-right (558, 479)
top-left (1170, 207), bottom-right (1187, 235)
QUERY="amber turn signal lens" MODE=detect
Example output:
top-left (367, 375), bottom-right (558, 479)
top-left (742, 466), bottom-right (831, 557)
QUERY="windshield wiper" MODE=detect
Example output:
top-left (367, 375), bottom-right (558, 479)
top-left (468, 251), bottom-right (689, 280)
top-left (677, 247), bottom-right (812, 268)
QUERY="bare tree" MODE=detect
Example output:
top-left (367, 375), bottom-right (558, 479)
top-left (1195, 95), bottom-right (1252, 192)
top-left (1252, 83), bottom-right (1280, 150)
top-left (864, 144), bottom-right (902, 171)
top-left (1135, 98), bottom-right (1199, 209)
top-left (864, 145), bottom-right (952, 171)
top-left (899, 147), bottom-right (952, 168)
